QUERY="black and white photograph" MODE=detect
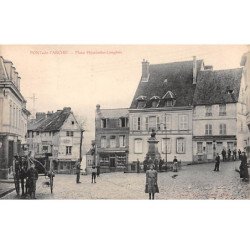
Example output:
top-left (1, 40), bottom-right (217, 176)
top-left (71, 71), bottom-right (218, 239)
top-left (0, 45), bottom-right (249, 200)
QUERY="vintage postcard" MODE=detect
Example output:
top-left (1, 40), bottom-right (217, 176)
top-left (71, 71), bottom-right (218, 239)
top-left (0, 45), bottom-right (249, 200)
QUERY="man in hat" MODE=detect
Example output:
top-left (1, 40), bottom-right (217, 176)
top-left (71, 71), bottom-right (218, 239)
top-left (26, 160), bottom-right (39, 199)
top-left (214, 153), bottom-right (220, 172)
top-left (75, 159), bottom-right (82, 183)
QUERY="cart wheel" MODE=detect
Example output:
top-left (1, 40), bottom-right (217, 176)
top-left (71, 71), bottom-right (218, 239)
top-left (50, 176), bottom-right (53, 194)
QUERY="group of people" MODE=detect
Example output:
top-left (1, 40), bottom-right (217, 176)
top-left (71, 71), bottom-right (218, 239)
top-left (221, 148), bottom-right (243, 161)
top-left (14, 155), bottom-right (39, 199)
top-left (75, 160), bottom-right (100, 184)
top-left (214, 151), bottom-right (249, 182)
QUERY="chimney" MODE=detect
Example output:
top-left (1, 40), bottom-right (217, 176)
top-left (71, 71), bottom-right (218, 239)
top-left (193, 56), bottom-right (197, 84)
top-left (11, 66), bottom-right (16, 82)
top-left (63, 107), bottom-right (71, 111)
top-left (142, 59), bottom-right (149, 82)
top-left (47, 111), bottom-right (54, 118)
top-left (36, 112), bottom-right (46, 120)
top-left (14, 72), bottom-right (18, 88)
top-left (17, 76), bottom-right (21, 90)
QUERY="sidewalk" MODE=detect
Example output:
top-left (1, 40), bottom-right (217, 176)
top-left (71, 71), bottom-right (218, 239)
top-left (0, 179), bottom-right (15, 198)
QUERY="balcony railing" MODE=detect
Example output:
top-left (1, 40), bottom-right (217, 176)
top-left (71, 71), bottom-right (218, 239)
top-left (219, 112), bottom-right (226, 116)
top-left (205, 112), bottom-right (212, 117)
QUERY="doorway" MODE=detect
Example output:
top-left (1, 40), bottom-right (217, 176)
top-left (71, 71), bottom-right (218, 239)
top-left (206, 142), bottom-right (213, 160)
top-left (110, 157), bottom-right (116, 169)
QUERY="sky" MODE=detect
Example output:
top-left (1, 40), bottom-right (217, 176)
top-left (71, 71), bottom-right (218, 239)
top-left (0, 45), bottom-right (248, 149)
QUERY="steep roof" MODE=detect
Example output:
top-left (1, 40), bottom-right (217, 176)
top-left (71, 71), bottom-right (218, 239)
top-left (193, 68), bottom-right (243, 106)
top-left (99, 108), bottom-right (129, 118)
top-left (130, 60), bottom-right (203, 109)
top-left (28, 108), bottom-right (72, 132)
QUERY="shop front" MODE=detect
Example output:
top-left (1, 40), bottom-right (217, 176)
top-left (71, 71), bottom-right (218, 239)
top-left (99, 151), bottom-right (128, 173)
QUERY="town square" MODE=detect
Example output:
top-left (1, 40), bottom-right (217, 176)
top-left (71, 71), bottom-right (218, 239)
top-left (0, 45), bottom-right (250, 200)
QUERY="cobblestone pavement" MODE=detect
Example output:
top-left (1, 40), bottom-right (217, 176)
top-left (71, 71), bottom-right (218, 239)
top-left (1, 161), bottom-right (249, 200)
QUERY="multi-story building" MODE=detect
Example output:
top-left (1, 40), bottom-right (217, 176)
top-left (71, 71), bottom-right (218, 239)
top-left (27, 107), bottom-right (83, 174)
top-left (192, 67), bottom-right (247, 161)
top-left (0, 56), bottom-right (30, 179)
top-left (240, 48), bottom-right (250, 161)
top-left (95, 105), bottom-right (129, 172)
top-left (128, 58), bottom-right (204, 164)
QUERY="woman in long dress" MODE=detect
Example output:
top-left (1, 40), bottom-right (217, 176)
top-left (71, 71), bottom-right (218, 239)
top-left (145, 164), bottom-right (159, 199)
top-left (240, 152), bottom-right (249, 182)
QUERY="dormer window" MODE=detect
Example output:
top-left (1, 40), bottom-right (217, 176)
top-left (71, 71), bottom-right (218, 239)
top-left (136, 95), bottom-right (147, 109)
top-left (162, 91), bottom-right (176, 107)
top-left (101, 118), bottom-right (108, 128)
top-left (166, 100), bottom-right (173, 107)
top-left (150, 96), bottom-right (160, 108)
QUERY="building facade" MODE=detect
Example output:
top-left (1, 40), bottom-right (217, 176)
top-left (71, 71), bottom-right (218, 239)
top-left (192, 67), bottom-right (247, 161)
top-left (0, 56), bottom-right (30, 179)
top-left (128, 58), bottom-right (203, 164)
top-left (27, 107), bottom-right (83, 174)
top-left (95, 105), bottom-right (129, 172)
top-left (240, 48), bottom-right (250, 162)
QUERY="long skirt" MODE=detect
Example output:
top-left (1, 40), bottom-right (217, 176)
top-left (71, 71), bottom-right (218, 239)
top-left (145, 178), bottom-right (159, 194)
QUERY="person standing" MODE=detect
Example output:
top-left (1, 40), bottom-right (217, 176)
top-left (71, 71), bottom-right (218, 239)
top-left (228, 148), bottom-right (231, 161)
top-left (239, 152), bottom-right (249, 182)
top-left (26, 162), bottom-right (38, 199)
top-left (238, 149), bottom-right (242, 160)
top-left (97, 165), bottom-right (100, 177)
top-left (173, 156), bottom-right (178, 172)
top-left (136, 159), bottom-right (140, 173)
top-left (91, 165), bottom-right (97, 183)
top-left (222, 149), bottom-right (226, 162)
top-left (233, 149), bottom-right (237, 161)
top-left (19, 159), bottom-right (27, 196)
top-left (145, 164), bottom-right (159, 200)
top-left (75, 159), bottom-right (81, 183)
top-left (214, 153), bottom-right (220, 172)
top-left (14, 155), bottom-right (21, 195)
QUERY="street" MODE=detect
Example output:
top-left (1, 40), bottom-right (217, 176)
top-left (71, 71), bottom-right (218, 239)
top-left (1, 161), bottom-right (249, 200)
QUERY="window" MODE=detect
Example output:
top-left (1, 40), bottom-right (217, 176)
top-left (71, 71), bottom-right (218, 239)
top-left (205, 124), bottom-right (212, 135)
top-left (119, 117), bottom-right (127, 127)
top-left (119, 135), bottom-right (125, 147)
top-left (205, 105), bottom-right (212, 116)
top-left (134, 139), bottom-right (143, 154)
top-left (197, 142), bottom-right (203, 154)
top-left (110, 136), bottom-right (116, 148)
top-left (101, 136), bottom-right (107, 148)
top-left (179, 115), bottom-right (188, 130)
top-left (66, 146), bottom-right (72, 155)
top-left (71, 121), bottom-right (75, 125)
top-left (137, 101), bottom-right (146, 109)
top-left (241, 122), bottom-right (243, 132)
top-left (166, 100), bottom-right (173, 107)
top-left (66, 131), bottom-right (74, 137)
top-left (177, 138), bottom-right (185, 154)
top-left (219, 104), bottom-right (226, 116)
top-left (152, 100), bottom-right (158, 108)
top-left (164, 115), bottom-right (171, 130)
top-left (149, 116), bottom-right (156, 131)
top-left (101, 119), bottom-right (107, 128)
top-left (145, 117), bottom-right (149, 131)
top-left (42, 146), bottom-right (48, 152)
top-left (219, 124), bottom-right (226, 135)
top-left (132, 117), bottom-right (141, 131)
top-left (157, 116), bottom-right (160, 130)
top-left (36, 131), bottom-right (39, 136)
top-left (162, 138), bottom-right (171, 153)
